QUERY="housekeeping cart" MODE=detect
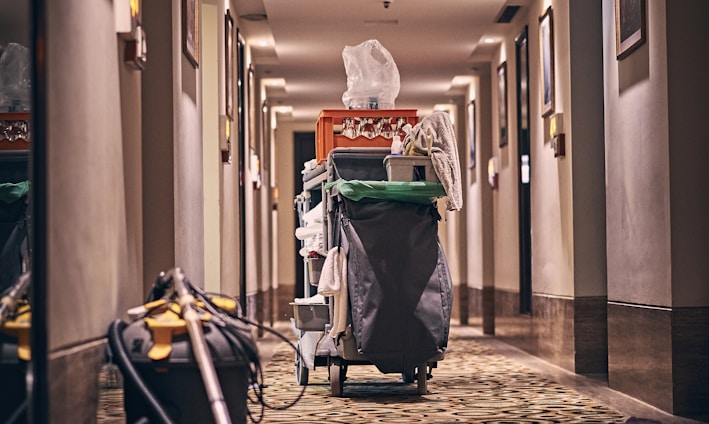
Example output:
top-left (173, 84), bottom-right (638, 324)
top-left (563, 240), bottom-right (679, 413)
top-left (291, 137), bottom-right (454, 396)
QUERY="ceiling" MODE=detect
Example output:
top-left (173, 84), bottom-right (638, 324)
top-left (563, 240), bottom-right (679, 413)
top-left (235, 0), bottom-right (531, 122)
top-left (0, 0), bottom-right (531, 123)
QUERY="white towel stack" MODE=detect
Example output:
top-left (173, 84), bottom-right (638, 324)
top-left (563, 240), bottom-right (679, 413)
top-left (296, 201), bottom-right (325, 257)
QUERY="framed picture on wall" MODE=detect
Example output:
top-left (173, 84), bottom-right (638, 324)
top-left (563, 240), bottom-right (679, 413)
top-left (497, 62), bottom-right (508, 147)
top-left (615, 0), bottom-right (646, 60)
top-left (539, 6), bottom-right (554, 118)
top-left (467, 101), bottom-right (476, 169)
top-left (225, 10), bottom-right (234, 120)
top-left (183, 0), bottom-right (200, 67)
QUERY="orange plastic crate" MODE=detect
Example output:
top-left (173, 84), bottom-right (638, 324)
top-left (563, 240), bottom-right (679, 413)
top-left (315, 109), bottom-right (419, 163)
top-left (0, 112), bottom-right (30, 151)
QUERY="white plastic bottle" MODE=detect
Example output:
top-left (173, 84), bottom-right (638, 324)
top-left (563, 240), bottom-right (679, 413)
top-left (390, 135), bottom-right (403, 155)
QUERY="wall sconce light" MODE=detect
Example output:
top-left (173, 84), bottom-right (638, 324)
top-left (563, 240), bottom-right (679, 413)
top-left (250, 151), bottom-right (262, 189)
top-left (549, 112), bottom-right (565, 158)
top-left (220, 115), bottom-right (232, 164)
top-left (124, 25), bottom-right (147, 70)
top-left (487, 157), bottom-right (499, 189)
top-left (117, 0), bottom-right (146, 71)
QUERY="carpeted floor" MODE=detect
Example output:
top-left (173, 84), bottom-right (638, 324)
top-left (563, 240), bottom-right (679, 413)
top-left (243, 328), bottom-right (629, 423)
top-left (98, 322), bottom-right (695, 423)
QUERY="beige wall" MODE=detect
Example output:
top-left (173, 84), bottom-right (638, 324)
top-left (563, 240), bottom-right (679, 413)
top-left (119, 38), bottom-right (147, 316)
top-left (202, 2), bottom-right (221, 294)
top-left (220, 146), bottom-right (241, 297)
top-left (274, 120), bottom-right (313, 289)
top-left (243, 55), bottom-right (259, 302)
top-left (46, 0), bottom-right (135, 350)
top-left (466, 74), bottom-right (495, 292)
top-left (490, 29), bottom-right (522, 294)
top-left (568, 0), bottom-right (607, 297)
top-left (173, 0), bottom-right (206, 285)
top-left (463, 0), bottom-right (606, 301)
top-left (604, 0), bottom-right (709, 307)
top-left (603, 0), bottom-right (671, 306)
top-left (140, 0), bottom-right (205, 291)
top-left (526, 0), bottom-right (577, 298)
top-left (435, 102), bottom-right (464, 287)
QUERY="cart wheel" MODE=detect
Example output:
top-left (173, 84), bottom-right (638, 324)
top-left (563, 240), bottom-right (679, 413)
top-left (401, 370), bottom-right (415, 384)
top-left (329, 358), bottom-right (345, 397)
top-left (417, 363), bottom-right (428, 395)
top-left (295, 345), bottom-right (309, 386)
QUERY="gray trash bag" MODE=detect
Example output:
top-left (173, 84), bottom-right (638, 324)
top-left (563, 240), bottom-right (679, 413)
top-left (0, 43), bottom-right (32, 111)
top-left (339, 197), bottom-right (452, 374)
top-left (341, 39), bottom-right (400, 110)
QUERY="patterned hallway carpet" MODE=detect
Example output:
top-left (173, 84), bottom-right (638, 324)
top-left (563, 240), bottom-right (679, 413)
top-left (244, 327), bottom-right (630, 423)
top-left (100, 324), bottom-right (691, 423)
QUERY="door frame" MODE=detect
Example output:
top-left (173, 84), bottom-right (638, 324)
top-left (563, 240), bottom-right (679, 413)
top-left (516, 26), bottom-right (532, 315)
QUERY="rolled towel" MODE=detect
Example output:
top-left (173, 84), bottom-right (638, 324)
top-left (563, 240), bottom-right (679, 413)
top-left (295, 224), bottom-right (323, 240)
top-left (302, 201), bottom-right (324, 225)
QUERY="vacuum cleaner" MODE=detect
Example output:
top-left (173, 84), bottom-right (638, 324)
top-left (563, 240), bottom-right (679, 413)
top-left (108, 267), bottom-right (262, 424)
top-left (0, 272), bottom-right (31, 424)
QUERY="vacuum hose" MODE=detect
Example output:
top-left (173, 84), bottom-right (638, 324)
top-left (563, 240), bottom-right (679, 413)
top-left (107, 319), bottom-right (175, 424)
top-left (0, 272), bottom-right (30, 323)
top-left (165, 267), bottom-right (232, 424)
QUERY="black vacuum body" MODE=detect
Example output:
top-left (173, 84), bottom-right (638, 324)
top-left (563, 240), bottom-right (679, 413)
top-left (0, 332), bottom-right (27, 423)
top-left (121, 317), bottom-right (250, 424)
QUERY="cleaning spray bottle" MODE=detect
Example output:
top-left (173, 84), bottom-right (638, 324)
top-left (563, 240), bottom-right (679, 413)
top-left (390, 134), bottom-right (403, 155)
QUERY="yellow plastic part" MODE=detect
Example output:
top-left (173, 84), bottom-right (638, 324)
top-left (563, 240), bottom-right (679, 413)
top-left (143, 308), bottom-right (187, 361)
top-left (142, 301), bottom-right (213, 361)
top-left (0, 303), bottom-right (32, 361)
top-left (208, 296), bottom-right (238, 313)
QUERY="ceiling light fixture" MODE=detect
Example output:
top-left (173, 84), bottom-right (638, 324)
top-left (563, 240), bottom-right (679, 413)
top-left (273, 105), bottom-right (293, 114)
top-left (263, 78), bottom-right (286, 87)
top-left (451, 75), bottom-right (474, 86)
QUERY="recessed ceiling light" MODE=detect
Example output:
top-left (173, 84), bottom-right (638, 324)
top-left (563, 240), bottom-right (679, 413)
top-left (451, 75), bottom-right (474, 86)
top-left (483, 37), bottom-right (496, 44)
top-left (273, 105), bottom-right (293, 114)
top-left (263, 78), bottom-right (286, 87)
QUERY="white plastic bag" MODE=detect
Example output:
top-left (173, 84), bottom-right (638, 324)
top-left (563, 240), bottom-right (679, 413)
top-left (341, 39), bottom-right (400, 110)
top-left (0, 43), bottom-right (31, 111)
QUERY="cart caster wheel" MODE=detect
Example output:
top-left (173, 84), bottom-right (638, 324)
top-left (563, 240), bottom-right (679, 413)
top-left (401, 370), bottom-right (415, 384)
top-left (295, 345), bottom-right (309, 386)
top-left (329, 359), bottom-right (345, 397)
top-left (417, 363), bottom-right (428, 395)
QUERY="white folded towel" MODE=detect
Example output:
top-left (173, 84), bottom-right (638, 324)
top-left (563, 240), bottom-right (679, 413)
top-left (295, 224), bottom-right (323, 240)
top-left (293, 294), bottom-right (326, 304)
top-left (302, 201), bottom-right (323, 225)
top-left (317, 246), bottom-right (348, 337)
